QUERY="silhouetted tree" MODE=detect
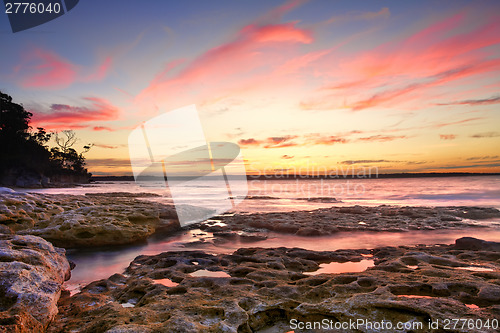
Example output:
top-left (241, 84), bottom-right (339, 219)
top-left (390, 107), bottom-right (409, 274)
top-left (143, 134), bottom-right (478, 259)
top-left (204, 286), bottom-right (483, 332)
top-left (0, 91), bottom-right (91, 185)
top-left (0, 92), bottom-right (31, 135)
top-left (31, 127), bottom-right (52, 145)
top-left (55, 130), bottom-right (77, 153)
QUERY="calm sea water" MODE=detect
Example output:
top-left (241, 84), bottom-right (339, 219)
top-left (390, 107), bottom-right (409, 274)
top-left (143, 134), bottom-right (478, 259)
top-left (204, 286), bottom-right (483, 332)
top-left (22, 175), bottom-right (500, 212)
top-left (18, 175), bottom-right (500, 290)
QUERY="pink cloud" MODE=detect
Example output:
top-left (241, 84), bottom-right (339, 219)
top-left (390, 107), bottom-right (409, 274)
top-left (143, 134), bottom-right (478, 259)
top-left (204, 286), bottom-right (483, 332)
top-left (30, 97), bottom-right (120, 130)
top-left (135, 3), bottom-right (314, 113)
top-left (242, 23), bottom-right (312, 44)
top-left (238, 136), bottom-right (299, 148)
top-left (439, 134), bottom-right (457, 140)
top-left (344, 59), bottom-right (500, 111)
top-left (339, 11), bottom-right (470, 79)
top-left (94, 144), bottom-right (119, 149)
top-left (437, 95), bottom-right (500, 106)
top-left (93, 126), bottom-right (115, 131)
top-left (273, 49), bottom-right (330, 75)
top-left (305, 133), bottom-right (349, 145)
top-left (263, 136), bottom-right (299, 148)
top-left (16, 49), bottom-right (112, 89)
top-left (432, 117), bottom-right (483, 128)
top-left (301, 10), bottom-right (500, 111)
top-left (239, 132), bottom-right (410, 149)
top-left (83, 57), bottom-right (113, 82)
top-left (258, 0), bottom-right (308, 22)
top-left (238, 138), bottom-right (262, 146)
top-left (322, 7), bottom-right (390, 25)
top-left (357, 135), bottom-right (407, 142)
top-left (18, 49), bottom-right (77, 89)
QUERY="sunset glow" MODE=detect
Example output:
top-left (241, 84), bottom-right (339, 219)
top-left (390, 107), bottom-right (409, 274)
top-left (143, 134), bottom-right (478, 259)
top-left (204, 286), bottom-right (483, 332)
top-left (1, 0), bottom-right (499, 175)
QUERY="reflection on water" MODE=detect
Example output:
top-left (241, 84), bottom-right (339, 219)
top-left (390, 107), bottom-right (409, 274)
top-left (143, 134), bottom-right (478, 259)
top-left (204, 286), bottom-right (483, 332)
top-left (18, 176), bottom-right (500, 213)
top-left (65, 227), bottom-right (500, 293)
top-left (304, 260), bottom-right (374, 275)
top-left (27, 176), bottom-right (499, 293)
top-left (204, 220), bottom-right (227, 227)
top-left (189, 270), bottom-right (230, 278)
top-left (121, 302), bottom-right (135, 308)
top-left (397, 295), bottom-right (434, 299)
top-left (457, 266), bottom-right (494, 272)
top-left (154, 278), bottom-right (178, 287)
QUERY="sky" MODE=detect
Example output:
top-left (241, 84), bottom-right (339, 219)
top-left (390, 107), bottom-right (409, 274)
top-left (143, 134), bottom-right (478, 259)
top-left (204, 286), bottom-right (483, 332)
top-left (1, 0), bottom-right (499, 176)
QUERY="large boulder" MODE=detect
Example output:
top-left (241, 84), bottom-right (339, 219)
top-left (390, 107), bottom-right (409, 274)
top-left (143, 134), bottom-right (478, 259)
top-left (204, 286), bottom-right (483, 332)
top-left (455, 237), bottom-right (500, 251)
top-left (25, 204), bottom-right (160, 248)
top-left (0, 234), bottom-right (71, 332)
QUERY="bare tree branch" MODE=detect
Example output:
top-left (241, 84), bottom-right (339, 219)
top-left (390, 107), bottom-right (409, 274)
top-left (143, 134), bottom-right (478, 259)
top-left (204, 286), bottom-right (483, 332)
top-left (54, 130), bottom-right (77, 153)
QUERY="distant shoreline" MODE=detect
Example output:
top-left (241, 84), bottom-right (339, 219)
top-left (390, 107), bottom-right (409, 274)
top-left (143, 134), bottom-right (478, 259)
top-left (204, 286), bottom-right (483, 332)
top-left (91, 172), bottom-right (500, 182)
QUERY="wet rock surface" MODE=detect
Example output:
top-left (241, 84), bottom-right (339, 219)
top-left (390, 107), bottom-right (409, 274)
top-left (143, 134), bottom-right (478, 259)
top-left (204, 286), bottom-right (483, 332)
top-left (2, 191), bottom-right (500, 331)
top-left (200, 205), bottom-right (500, 236)
top-left (2, 190), bottom-right (499, 248)
top-left (0, 234), bottom-right (71, 332)
top-left (0, 192), bottom-right (180, 248)
top-left (49, 238), bottom-right (500, 332)
top-left (455, 237), bottom-right (500, 251)
top-left (85, 192), bottom-right (161, 198)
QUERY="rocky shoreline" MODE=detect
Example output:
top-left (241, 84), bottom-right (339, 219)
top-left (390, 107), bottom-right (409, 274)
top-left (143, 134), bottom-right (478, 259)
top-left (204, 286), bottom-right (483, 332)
top-left (201, 205), bottom-right (500, 236)
top-left (0, 234), bottom-right (71, 332)
top-left (3, 191), bottom-right (499, 248)
top-left (1, 190), bottom-right (500, 332)
top-left (50, 237), bottom-right (500, 332)
top-left (0, 191), bottom-right (180, 248)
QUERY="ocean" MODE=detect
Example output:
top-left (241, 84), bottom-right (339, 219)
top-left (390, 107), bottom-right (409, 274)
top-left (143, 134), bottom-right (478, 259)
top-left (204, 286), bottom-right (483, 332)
top-left (21, 175), bottom-right (500, 212)
top-left (18, 175), bottom-right (500, 291)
